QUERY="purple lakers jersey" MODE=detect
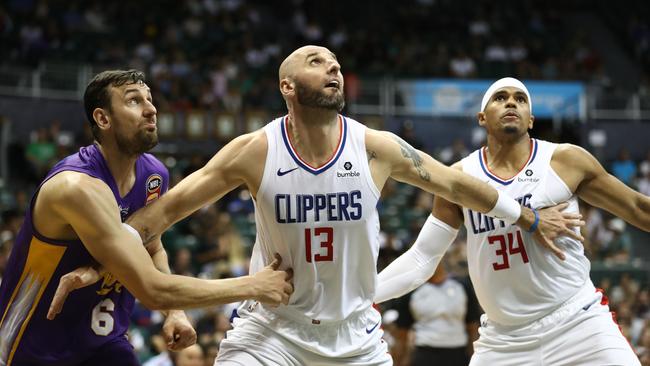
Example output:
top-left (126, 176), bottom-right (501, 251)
top-left (0, 144), bottom-right (168, 365)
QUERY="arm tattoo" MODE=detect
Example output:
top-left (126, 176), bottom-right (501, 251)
top-left (141, 227), bottom-right (156, 245)
top-left (366, 149), bottom-right (377, 163)
top-left (393, 136), bottom-right (431, 182)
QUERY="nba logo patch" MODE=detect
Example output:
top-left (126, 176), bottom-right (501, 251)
top-left (145, 174), bottom-right (162, 205)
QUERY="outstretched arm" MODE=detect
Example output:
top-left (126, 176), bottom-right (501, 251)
top-left (376, 164), bottom-right (464, 303)
top-left (554, 144), bottom-right (650, 231)
top-left (367, 130), bottom-right (582, 258)
top-left (40, 172), bottom-right (292, 311)
top-left (128, 131), bottom-right (267, 243)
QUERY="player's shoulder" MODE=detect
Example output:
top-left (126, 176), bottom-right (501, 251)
top-left (41, 171), bottom-right (112, 205)
top-left (551, 143), bottom-right (592, 164)
top-left (139, 153), bottom-right (169, 174)
top-left (231, 129), bottom-right (268, 152)
top-left (216, 129), bottom-right (269, 172)
top-left (364, 128), bottom-right (402, 151)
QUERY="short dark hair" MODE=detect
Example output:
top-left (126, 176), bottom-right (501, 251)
top-left (83, 70), bottom-right (146, 142)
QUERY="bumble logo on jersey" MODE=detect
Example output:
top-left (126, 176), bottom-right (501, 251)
top-left (337, 161), bottom-right (361, 178)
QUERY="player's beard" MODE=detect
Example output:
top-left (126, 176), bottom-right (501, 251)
top-left (503, 125), bottom-right (520, 134)
top-left (116, 128), bottom-right (158, 156)
top-left (295, 81), bottom-right (345, 112)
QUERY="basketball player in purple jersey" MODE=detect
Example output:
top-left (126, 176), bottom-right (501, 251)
top-left (0, 70), bottom-right (293, 366)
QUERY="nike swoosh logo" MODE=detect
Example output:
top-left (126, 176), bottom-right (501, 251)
top-left (365, 321), bottom-right (380, 334)
top-left (582, 298), bottom-right (599, 311)
top-left (277, 167), bottom-right (298, 176)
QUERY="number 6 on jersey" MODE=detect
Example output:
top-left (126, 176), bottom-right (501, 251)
top-left (305, 227), bottom-right (334, 263)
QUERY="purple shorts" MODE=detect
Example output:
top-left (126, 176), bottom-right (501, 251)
top-left (79, 336), bottom-right (139, 366)
top-left (10, 336), bottom-right (139, 366)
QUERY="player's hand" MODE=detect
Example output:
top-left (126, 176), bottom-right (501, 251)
top-left (47, 265), bottom-right (103, 320)
top-left (252, 253), bottom-right (294, 307)
top-left (532, 202), bottom-right (585, 260)
top-left (162, 310), bottom-right (197, 351)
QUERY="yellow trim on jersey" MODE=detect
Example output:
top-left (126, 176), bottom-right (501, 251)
top-left (0, 237), bottom-right (66, 365)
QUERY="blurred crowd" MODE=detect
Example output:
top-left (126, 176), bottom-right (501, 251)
top-left (1, 119), bottom-right (649, 364)
top-left (0, 0), bottom-right (635, 114)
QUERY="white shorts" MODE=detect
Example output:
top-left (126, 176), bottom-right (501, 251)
top-left (215, 302), bottom-right (392, 366)
top-left (470, 282), bottom-right (640, 366)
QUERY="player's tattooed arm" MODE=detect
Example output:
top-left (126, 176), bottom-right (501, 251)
top-left (392, 135), bottom-right (431, 182)
top-left (127, 221), bottom-right (155, 245)
top-left (366, 149), bottom-right (377, 163)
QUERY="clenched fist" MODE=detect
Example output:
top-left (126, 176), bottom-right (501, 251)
top-left (251, 253), bottom-right (294, 307)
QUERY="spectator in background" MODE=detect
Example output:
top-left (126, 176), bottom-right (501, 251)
top-left (399, 120), bottom-right (424, 151)
top-left (607, 218), bottom-right (633, 262)
top-left (438, 139), bottom-right (469, 166)
top-left (449, 49), bottom-right (477, 78)
top-left (611, 148), bottom-right (638, 186)
top-left (580, 201), bottom-right (603, 256)
top-left (25, 127), bottom-right (57, 178)
top-left (391, 262), bottom-right (480, 366)
top-left (594, 217), bottom-right (633, 263)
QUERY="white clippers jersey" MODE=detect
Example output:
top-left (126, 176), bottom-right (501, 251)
top-left (461, 139), bottom-right (590, 326)
top-left (251, 115), bottom-right (380, 324)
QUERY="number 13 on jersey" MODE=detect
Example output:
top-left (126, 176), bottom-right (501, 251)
top-left (305, 227), bottom-right (334, 263)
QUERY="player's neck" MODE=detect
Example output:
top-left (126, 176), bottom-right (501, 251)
top-left (428, 271), bottom-right (448, 285)
top-left (96, 142), bottom-right (138, 197)
top-left (287, 108), bottom-right (340, 166)
top-left (484, 134), bottom-right (532, 173)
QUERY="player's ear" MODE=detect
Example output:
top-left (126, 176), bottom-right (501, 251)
top-left (280, 78), bottom-right (295, 98)
top-left (528, 114), bottom-right (535, 130)
top-left (93, 108), bottom-right (111, 131)
top-left (477, 111), bottom-right (487, 127)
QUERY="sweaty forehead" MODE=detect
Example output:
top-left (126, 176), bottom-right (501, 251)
top-left (117, 81), bottom-right (150, 94)
top-left (280, 46), bottom-right (335, 79)
top-left (493, 86), bottom-right (527, 97)
top-left (108, 82), bottom-right (150, 103)
top-left (295, 46), bottom-right (332, 59)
